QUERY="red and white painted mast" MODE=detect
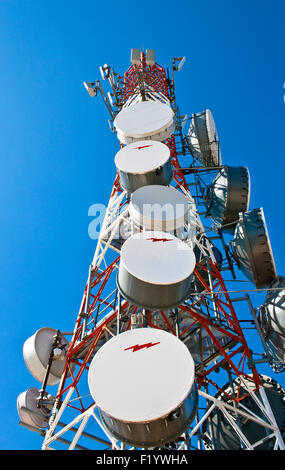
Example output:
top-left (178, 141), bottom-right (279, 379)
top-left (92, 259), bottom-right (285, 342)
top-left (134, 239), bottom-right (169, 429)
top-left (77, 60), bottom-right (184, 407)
top-left (18, 49), bottom-right (285, 451)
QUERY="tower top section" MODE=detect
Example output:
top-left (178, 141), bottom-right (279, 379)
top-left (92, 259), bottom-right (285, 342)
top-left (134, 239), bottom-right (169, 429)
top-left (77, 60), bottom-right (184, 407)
top-left (130, 48), bottom-right (155, 65)
top-left (83, 48), bottom-right (186, 132)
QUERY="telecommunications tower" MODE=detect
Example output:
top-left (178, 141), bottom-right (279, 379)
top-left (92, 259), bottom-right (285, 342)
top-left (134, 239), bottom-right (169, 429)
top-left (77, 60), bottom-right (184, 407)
top-left (17, 49), bottom-right (285, 451)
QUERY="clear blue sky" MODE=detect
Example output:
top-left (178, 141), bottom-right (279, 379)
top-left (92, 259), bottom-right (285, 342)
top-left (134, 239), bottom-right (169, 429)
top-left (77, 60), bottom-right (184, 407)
top-left (0, 0), bottom-right (284, 450)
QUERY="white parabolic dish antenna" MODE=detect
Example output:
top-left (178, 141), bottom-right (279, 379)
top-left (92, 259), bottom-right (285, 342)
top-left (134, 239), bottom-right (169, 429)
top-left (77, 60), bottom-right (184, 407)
top-left (88, 328), bottom-right (195, 421)
top-left (114, 140), bottom-right (170, 175)
top-left (114, 100), bottom-right (175, 144)
top-left (23, 327), bottom-right (70, 386)
top-left (117, 231), bottom-right (196, 310)
top-left (114, 140), bottom-right (173, 192)
top-left (120, 231), bottom-right (195, 286)
top-left (17, 387), bottom-right (51, 429)
top-left (129, 184), bottom-right (190, 232)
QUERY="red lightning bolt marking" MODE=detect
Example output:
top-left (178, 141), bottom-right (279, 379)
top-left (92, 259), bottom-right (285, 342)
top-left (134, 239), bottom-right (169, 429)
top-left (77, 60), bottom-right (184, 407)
top-left (147, 238), bottom-right (172, 243)
top-left (124, 342), bottom-right (160, 352)
top-left (133, 145), bottom-right (153, 150)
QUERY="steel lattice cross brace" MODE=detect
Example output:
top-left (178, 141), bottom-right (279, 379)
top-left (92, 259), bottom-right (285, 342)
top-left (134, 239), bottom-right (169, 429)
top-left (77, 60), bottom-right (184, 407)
top-left (42, 384), bottom-right (284, 450)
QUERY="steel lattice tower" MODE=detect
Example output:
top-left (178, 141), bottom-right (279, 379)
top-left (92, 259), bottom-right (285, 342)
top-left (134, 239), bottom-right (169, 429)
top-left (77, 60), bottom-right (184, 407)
top-left (18, 49), bottom-right (285, 451)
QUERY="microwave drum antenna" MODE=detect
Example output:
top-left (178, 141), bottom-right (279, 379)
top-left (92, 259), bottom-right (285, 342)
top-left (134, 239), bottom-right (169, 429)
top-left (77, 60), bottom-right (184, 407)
top-left (232, 208), bottom-right (276, 288)
top-left (114, 140), bottom-right (172, 193)
top-left (17, 387), bottom-right (52, 430)
top-left (258, 276), bottom-right (285, 371)
top-left (187, 109), bottom-right (221, 167)
top-left (114, 100), bottom-right (175, 145)
top-left (23, 328), bottom-right (71, 386)
top-left (129, 184), bottom-right (190, 233)
top-left (88, 328), bottom-right (198, 448)
top-left (205, 166), bottom-right (250, 233)
top-left (117, 231), bottom-right (196, 310)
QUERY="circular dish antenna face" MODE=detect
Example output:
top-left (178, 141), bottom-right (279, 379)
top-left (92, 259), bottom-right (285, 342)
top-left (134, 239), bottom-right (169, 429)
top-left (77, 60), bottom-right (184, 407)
top-left (114, 100), bottom-right (175, 145)
top-left (23, 328), bottom-right (71, 386)
top-left (88, 328), bottom-right (197, 447)
top-left (187, 109), bottom-right (221, 167)
top-left (115, 141), bottom-right (170, 174)
top-left (206, 166), bottom-right (250, 233)
top-left (232, 208), bottom-right (276, 288)
top-left (129, 185), bottom-right (190, 232)
top-left (202, 375), bottom-right (285, 450)
top-left (117, 231), bottom-right (196, 310)
top-left (114, 140), bottom-right (172, 192)
top-left (17, 387), bottom-right (51, 429)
